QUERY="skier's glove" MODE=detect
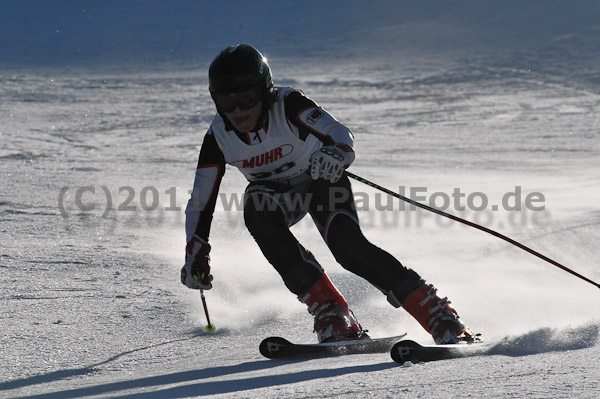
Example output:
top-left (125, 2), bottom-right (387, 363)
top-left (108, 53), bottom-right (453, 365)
top-left (310, 144), bottom-right (355, 183)
top-left (181, 236), bottom-right (213, 290)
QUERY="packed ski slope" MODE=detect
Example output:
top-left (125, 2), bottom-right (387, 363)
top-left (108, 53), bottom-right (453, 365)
top-left (2, 1), bottom-right (600, 398)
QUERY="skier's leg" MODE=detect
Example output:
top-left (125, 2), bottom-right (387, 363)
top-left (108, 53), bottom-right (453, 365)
top-left (308, 174), bottom-right (422, 303)
top-left (244, 180), bottom-right (365, 342)
top-left (326, 212), bottom-right (477, 343)
top-left (325, 212), bottom-right (423, 303)
top-left (311, 174), bottom-right (478, 344)
top-left (243, 181), bottom-right (321, 294)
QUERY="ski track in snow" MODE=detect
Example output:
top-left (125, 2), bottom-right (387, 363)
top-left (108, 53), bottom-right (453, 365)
top-left (2, 3), bottom-right (600, 399)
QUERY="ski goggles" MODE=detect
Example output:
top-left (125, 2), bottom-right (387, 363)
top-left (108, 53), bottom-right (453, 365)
top-left (212, 86), bottom-right (262, 113)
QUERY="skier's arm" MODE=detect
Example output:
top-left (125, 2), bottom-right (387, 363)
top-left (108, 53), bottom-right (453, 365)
top-left (284, 90), bottom-right (354, 149)
top-left (185, 130), bottom-right (226, 244)
top-left (181, 130), bottom-right (225, 290)
top-left (284, 90), bottom-right (355, 183)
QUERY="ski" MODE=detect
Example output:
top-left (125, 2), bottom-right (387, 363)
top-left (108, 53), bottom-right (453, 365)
top-left (390, 339), bottom-right (490, 364)
top-left (260, 334), bottom-right (407, 360)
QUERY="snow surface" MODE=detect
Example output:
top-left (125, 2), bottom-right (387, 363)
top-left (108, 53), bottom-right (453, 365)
top-left (1, 1), bottom-right (600, 398)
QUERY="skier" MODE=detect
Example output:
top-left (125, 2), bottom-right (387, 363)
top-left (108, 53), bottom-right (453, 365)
top-left (181, 44), bottom-right (477, 345)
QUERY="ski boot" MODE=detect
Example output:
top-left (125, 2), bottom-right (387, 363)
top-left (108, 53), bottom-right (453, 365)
top-left (298, 274), bottom-right (368, 343)
top-left (403, 283), bottom-right (478, 344)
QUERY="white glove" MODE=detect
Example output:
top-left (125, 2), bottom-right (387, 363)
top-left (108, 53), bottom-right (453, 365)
top-left (310, 144), bottom-right (355, 183)
top-left (181, 236), bottom-right (213, 290)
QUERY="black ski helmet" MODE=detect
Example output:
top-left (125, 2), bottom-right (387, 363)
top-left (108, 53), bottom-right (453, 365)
top-left (208, 44), bottom-right (274, 97)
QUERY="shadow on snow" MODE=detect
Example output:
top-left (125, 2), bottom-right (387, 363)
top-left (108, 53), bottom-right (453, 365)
top-left (6, 323), bottom-right (599, 398)
top-left (11, 360), bottom-right (396, 399)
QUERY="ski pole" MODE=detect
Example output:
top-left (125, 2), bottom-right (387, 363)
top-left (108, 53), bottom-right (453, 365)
top-left (200, 289), bottom-right (216, 333)
top-left (346, 171), bottom-right (600, 290)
